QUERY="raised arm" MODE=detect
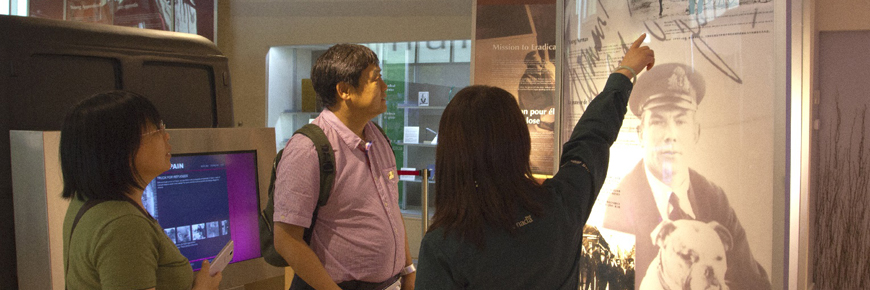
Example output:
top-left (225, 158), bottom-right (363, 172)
top-left (615, 34), bottom-right (655, 81)
top-left (559, 34), bottom-right (655, 177)
top-left (551, 34), bottom-right (654, 212)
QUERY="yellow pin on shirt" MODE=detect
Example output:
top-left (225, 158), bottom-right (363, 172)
top-left (388, 170), bottom-right (395, 180)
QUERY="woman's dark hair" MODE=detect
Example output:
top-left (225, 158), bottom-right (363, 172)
top-left (429, 85), bottom-right (546, 249)
top-left (60, 91), bottom-right (163, 201)
top-left (311, 43), bottom-right (379, 109)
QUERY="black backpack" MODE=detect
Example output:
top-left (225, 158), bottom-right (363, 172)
top-left (259, 123), bottom-right (390, 268)
top-left (259, 124), bottom-right (334, 267)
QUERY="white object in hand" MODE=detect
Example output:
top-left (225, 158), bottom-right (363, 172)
top-left (209, 240), bottom-right (234, 276)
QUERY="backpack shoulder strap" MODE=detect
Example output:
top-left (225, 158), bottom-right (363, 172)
top-left (66, 199), bottom-right (106, 288)
top-left (292, 124), bottom-right (335, 245)
top-left (258, 147), bottom-right (289, 267)
top-left (294, 124), bottom-right (335, 207)
top-left (267, 148), bottom-right (284, 209)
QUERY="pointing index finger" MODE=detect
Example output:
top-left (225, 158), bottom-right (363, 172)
top-left (631, 34), bottom-right (646, 49)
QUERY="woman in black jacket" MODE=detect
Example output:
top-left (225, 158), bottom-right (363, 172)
top-left (415, 34), bottom-right (654, 290)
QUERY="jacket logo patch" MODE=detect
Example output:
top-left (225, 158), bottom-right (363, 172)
top-left (516, 215), bottom-right (534, 228)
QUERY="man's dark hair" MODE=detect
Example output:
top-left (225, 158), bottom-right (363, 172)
top-left (429, 85), bottom-right (546, 249)
top-left (60, 90), bottom-right (163, 201)
top-left (311, 43), bottom-right (380, 109)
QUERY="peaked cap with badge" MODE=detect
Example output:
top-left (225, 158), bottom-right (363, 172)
top-left (628, 63), bottom-right (706, 117)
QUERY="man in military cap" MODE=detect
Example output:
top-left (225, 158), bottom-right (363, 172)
top-left (601, 63), bottom-right (771, 289)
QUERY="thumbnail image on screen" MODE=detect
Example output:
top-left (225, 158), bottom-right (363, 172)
top-left (142, 150), bottom-right (261, 271)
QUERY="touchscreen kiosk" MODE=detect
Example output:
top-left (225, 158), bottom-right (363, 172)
top-left (11, 128), bottom-right (282, 290)
top-left (142, 151), bottom-right (260, 271)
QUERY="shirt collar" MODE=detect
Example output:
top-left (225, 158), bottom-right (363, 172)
top-left (644, 164), bottom-right (695, 219)
top-left (320, 109), bottom-right (372, 151)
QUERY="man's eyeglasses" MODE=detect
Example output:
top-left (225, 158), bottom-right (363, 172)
top-left (141, 121), bottom-right (166, 136)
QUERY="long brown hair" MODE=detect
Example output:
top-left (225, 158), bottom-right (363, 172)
top-left (430, 85), bottom-right (546, 249)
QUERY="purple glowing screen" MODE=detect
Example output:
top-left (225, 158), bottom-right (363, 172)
top-left (143, 151), bottom-right (261, 271)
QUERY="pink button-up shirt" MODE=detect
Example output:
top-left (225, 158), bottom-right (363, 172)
top-left (274, 109), bottom-right (405, 283)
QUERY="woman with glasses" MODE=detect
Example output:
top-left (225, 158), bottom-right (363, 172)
top-left (60, 91), bottom-right (222, 290)
top-left (414, 35), bottom-right (655, 289)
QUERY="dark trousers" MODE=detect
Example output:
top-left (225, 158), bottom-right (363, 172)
top-left (289, 274), bottom-right (401, 290)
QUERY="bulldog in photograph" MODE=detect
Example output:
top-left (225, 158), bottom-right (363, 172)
top-left (639, 219), bottom-right (733, 290)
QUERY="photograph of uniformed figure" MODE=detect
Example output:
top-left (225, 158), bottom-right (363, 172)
top-left (579, 226), bottom-right (635, 290)
top-left (192, 223), bottom-right (206, 241)
top-left (221, 219), bottom-right (230, 236)
top-left (164, 228), bottom-right (177, 244)
top-left (601, 63), bottom-right (771, 289)
top-left (207, 221), bottom-right (220, 238)
top-left (518, 50), bottom-right (556, 129)
top-left (177, 225), bottom-right (192, 243)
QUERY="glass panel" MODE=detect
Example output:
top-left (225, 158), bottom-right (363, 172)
top-left (1, 0), bottom-right (9, 15)
top-left (15, 0), bottom-right (25, 15)
top-left (382, 42), bottom-right (415, 65)
top-left (452, 40), bottom-right (471, 63)
top-left (417, 40), bottom-right (450, 63)
top-left (380, 42), bottom-right (411, 207)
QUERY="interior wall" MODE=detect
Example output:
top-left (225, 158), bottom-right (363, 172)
top-left (816, 0), bottom-right (870, 31)
top-left (216, 0), bottom-right (473, 128)
top-left (813, 30), bottom-right (870, 290)
top-left (266, 47), bottom-right (297, 127)
top-left (294, 49), bottom-right (312, 111)
top-left (808, 0), bottom-right (868, 289)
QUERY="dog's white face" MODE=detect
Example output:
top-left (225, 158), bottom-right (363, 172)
top-left (652, 220), bottom-right (733, 290)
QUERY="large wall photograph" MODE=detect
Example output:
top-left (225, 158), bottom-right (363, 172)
top-left (562, 0), bottom-right (776, 289)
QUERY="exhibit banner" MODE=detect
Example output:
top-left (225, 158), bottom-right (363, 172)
top-left (474, 0), bottom-right (557, 175)
top-left (562, 0), bottom-right (776, 289)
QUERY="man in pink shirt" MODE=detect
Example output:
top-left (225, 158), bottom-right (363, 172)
top-left (273, 44), bottom-right (416, 290)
